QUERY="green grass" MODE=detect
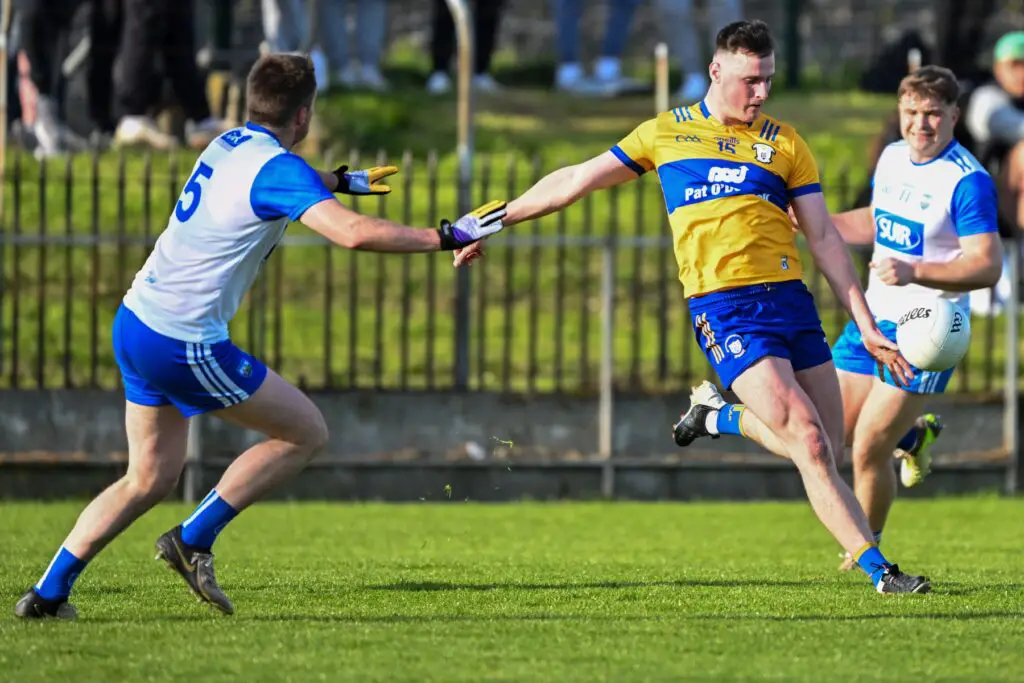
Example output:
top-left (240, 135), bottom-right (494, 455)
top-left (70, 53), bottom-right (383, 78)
top-left (3, 88), bottom-right (1019, 393)
top-left (2, 499), bottom-right (1023, 681)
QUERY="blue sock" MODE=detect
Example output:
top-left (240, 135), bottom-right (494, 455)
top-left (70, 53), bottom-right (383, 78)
top-left (35, 546), bottom-right (88, 601)
top-left (180, 489), bottom-right (239, 551)
top-left (715, 404), bottom-right (745, 436)
top-left (896, 428), bottom-right (917, 452)
top-left (855, 544), bottom-right (891, 586)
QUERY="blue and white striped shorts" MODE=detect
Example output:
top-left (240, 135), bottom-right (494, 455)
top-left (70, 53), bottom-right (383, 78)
top-left (832, 319), bottom-right (953, 394)
top-left (112, 304), bottom-right (267, 417)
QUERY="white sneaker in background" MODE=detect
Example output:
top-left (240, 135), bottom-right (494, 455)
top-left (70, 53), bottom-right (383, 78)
top-left (33, 95), bottom-right (65, 159)
top-left (426, 70), bottom-right (452, 95)
top-left (336, 62), bottom-right (361, 89)
top-left (555, 61), bottom-right (585, 92)
top-left (593, 56), bottom-right (622, 82)
top-left (359, 64), bottom-right (390, 92)
top-left (472, 73), bottom-right (502, 93)
top-left (310, 47), bottom-right (330, 93)
top-left (186, 117), bottom-right (230, 149)
top-left (114, 116), bottom-right (178, 150)
top-left (679, 72), bottom-right (709, 103)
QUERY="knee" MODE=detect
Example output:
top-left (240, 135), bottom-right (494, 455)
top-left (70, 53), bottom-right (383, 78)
top-left (294, 410), bottom-right (329, 460)
top-left (788, 420), bottom-right (833, 469)
top-left (125, 466), bottom-right (180, 503)
top-left (308, 412), bottom-right (329, 458)
top-left (850, 428), bottom-right (892, 472)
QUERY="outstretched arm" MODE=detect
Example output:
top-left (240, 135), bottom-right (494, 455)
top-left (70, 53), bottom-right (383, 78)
top-left (454, 152), bottom-right (639, 266)
top-left (791, 191), bottom-right (913, 385)
top-left (504, 151), bottom-right (641, 225)
top-left (299, 198), bottom-right (506, 253)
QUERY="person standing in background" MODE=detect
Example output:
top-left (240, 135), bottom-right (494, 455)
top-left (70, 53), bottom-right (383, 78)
top-left (553, 0), bottom-right (644, 97)
top-left (316, 0), bottom-right (390, 92)
top-left (656, 0), bottom-right (743, 102)
top-left (427, 0), bottom-right (507, 94)
top-left (113, 0), bottom-right (228, 150)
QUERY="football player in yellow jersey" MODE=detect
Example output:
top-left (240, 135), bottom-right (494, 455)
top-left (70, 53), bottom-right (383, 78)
top-left (454, 20), bottom-right (930, 594)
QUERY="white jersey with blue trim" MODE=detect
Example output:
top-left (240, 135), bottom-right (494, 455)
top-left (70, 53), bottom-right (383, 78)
top-left (123, 123), bottom-right (334, 343)
top-left (866, 139), bottom-right (999, 322)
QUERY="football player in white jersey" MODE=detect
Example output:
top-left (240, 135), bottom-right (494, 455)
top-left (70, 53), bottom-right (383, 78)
top-left (15, 53), bottom-right (507, 619)
top-left (823, 66), bottom-right (1003, 568)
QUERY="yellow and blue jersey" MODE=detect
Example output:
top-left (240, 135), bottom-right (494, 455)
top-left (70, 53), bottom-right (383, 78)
top-left (611, 100), bottom-right (822, 298)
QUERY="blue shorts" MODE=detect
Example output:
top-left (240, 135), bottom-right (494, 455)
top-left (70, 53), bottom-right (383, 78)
top-left (688, 280), bottom-right (832, 389)
top-left (112, 304), bottom-right (268, 417)
top-left (832, 319), bottom-right (953, 394)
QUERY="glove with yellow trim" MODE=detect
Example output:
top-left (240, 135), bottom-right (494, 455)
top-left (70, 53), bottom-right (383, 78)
top-left (332, 165), bottom-right (399, 195)
top-left (438, 200), bottom-right (507, 251)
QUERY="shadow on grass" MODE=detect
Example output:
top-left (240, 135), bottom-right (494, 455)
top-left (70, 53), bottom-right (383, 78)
top-left (74, 610), bottom-right (1022, 625)
top-left (364, 579), bottom-right (805, 591)
top-left (938, 582), bottom-right (1024, 596)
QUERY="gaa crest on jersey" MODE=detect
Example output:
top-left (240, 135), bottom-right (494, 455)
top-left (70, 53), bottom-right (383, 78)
top-left (874, 208), bottom-right (924, 256)
top-left (752, 143), bottom-right (776, 164)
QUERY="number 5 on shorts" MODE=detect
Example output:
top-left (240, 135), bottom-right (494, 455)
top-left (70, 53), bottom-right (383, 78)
top-left (175, 162), bottom-right (214, 223)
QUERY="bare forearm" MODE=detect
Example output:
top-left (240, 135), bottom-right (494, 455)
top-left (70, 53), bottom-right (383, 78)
top-left (912, 257), bottom-right (1002, 291)
top-left (832, 207), bottom-right (874, 245)
top-left (810, 232), bottom-right (873, 324)
top-left (506, 166), bottom-right (584, 226)
top-left (306, 207), bottom-right (440, 252)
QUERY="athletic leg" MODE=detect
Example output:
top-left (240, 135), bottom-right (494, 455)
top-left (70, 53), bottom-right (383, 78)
top-left (848, 380), bottom-right (927, 533)
top-left (730, 357), bottom-right (875, 554)
top-left (155, 367), bottom-right (328, 614)
top-left (17, 403), bottom-right (188, 619)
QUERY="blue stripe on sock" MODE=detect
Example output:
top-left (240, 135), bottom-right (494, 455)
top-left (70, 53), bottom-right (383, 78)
top-left (35, 546), bottom-right (88, 601)
top-left (896, 428), bottom-right (917, 452)
top-left (181, 490), bottom-right (239, 550)
top-left (856, 545), bottom-right (891, 586)
top-left (715, 405), bottom-right (744, 436)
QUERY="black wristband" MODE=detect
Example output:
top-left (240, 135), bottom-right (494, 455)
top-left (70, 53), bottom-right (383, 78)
top-left (437, 219), bottom-right (462, 251)
top-left (332, 165), bottom-right (348, 192)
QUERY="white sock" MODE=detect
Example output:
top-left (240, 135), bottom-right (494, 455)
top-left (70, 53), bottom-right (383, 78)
top-left (704, 409), bottom-right (721, 435)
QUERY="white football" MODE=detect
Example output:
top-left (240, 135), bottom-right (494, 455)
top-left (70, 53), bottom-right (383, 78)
top-left (895, 298), bottom-right (971, 372)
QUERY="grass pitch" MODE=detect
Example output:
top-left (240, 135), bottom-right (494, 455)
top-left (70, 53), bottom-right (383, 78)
top-left (2, 498), bottom-right (1023, 681)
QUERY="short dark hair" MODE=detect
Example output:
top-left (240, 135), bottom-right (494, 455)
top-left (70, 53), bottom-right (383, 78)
top-left (715, 20), bottom-right (775, 58)
top-left (246, 53), bottom-right (318, 128)
top-left (897, 65), bottom-right (961, 105)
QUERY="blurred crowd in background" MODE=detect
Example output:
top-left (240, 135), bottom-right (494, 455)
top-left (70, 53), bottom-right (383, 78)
top-left (10, 0), bottom-right (747, 157)
top-left (7, 0), bottom-right (1024, 215)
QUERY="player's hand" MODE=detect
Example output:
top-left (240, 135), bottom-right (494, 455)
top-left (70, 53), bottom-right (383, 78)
top-left (332, 165), bottom-right (399, 195)
top-left (860, 324), bottom-right (914, 387)
top-left (869, 257), bottom-right (914, 286)
top-left (787, 204), bottom-right (800, 232)
top-left (438, 200), bottom-right (507, 251)
top-left (453, 239), bottom-right (486, 267)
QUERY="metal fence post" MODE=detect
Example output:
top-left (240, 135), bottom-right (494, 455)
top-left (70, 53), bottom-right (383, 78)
top-left (1005, 239), bottom-right (1021, 496)
top-left (445, 0), bottom-right (474, 390)
top-left (599, 238), bottom-right (615, 498)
